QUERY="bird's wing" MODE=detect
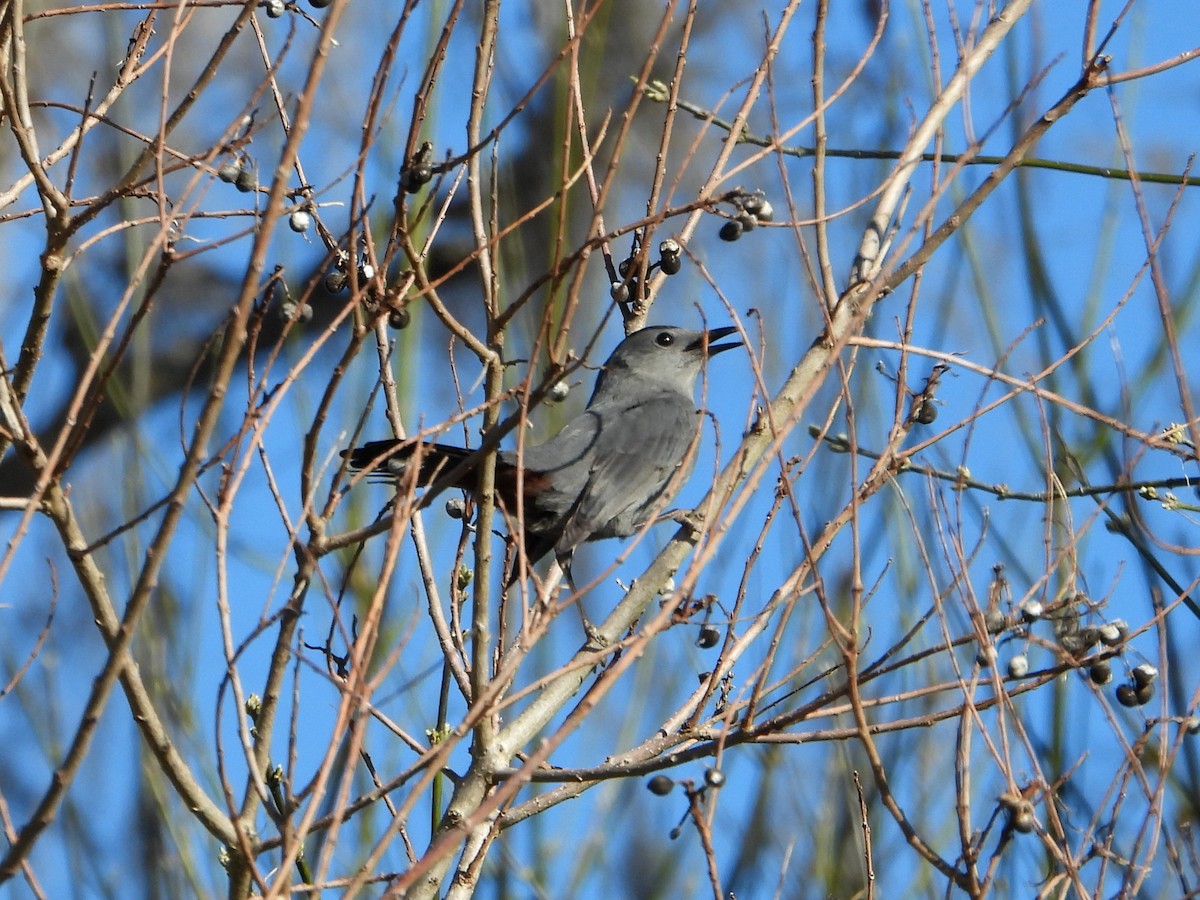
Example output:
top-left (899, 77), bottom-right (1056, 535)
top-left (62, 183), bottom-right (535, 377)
top-left (554, 394), bottom-right (698, 556)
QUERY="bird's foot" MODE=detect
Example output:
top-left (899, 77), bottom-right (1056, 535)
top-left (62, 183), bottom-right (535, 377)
top-left (582, 618), bottom-right (610, 651)
top-left (661, 508), bottom-right (705, 535)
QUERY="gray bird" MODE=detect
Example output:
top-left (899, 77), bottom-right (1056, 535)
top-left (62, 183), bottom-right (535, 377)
top-left (344, 325), bottom-right (740, 575)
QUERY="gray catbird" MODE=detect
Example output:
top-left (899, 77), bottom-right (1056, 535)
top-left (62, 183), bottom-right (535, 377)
top-left (344, 324), bottom-right (740, 574)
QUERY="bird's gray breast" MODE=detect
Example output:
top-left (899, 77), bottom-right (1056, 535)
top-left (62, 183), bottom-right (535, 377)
top-left (583, 393), bottom-right (698, 539)
top-left (521, 392), bottom-right (698, 554)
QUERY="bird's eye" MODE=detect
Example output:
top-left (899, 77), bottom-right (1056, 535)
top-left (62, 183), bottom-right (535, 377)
top-left (654, 331), bottom-right (675, 347)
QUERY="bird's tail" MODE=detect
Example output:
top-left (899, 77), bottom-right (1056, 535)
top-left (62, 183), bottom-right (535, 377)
top-left (343, 440), bottom-right (558, 568)
top-left (342, 440), bottom-right (478, 489)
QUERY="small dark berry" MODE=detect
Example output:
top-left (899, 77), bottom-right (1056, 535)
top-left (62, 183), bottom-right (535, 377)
top-left (658, 239), bottom-right (682, 275)
top-left (1115, 683), bottom-right (1139, 707)
top-left (750, 197), bottom-right (775, 222)
top-left (217, 163), bottom-right (240, 183)
top-left (388, 308), bottom-right (411, 330)
top-left (915, 400), bottom-right (938, 424)
top-left (1131, 663), bottom-right (1158, 687)
top-left (696, 625), bottom-right (720, 649)
top-left (719, 220), bottom-right (742, 242)
top-left (324, 272), bottom-right (347, 293)
top-left (1012, 810), bottom-right (1036, 834)
top-left (704, 768), bottom-right (725, 788)
top-left (1089, 661), bottom-right (1112, 685)
top-left (1103, 619), bottom-right (1129, 645)
top-left (235, 168), bottom-right (257, 193)
top-left (403, 164), bottom-right (433, 193)
top-left (647, 775), bottom-right (674, 796)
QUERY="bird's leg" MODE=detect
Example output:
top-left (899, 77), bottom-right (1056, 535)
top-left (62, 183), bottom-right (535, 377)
top-left (657, 507), bottom-right (706, 536)
top-left (555, 552), bottom-right (607, 647)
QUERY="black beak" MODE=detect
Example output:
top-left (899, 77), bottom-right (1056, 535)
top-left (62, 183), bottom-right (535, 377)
top-left (695, 325), bottom-right (741, 356)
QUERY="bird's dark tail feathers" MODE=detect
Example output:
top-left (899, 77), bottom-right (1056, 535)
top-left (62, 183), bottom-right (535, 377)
top-left (342, 440), bottom-right (478, 489)
top-left (342, 439), bottom-right (558, 567)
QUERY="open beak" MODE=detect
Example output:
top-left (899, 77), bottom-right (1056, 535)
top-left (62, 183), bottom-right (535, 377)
top-left (695, 325), bottom-right (741, 356)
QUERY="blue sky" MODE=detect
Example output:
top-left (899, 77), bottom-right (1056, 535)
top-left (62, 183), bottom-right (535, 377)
top-left (3, 2), bottom-right (1200, 897)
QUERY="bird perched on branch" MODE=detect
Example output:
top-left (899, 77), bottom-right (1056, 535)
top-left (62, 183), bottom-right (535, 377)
top-left (343, 324), bottom-right (740, 580)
